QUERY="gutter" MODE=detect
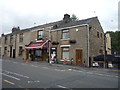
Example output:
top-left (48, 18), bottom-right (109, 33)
top-left (50, 24), bottom-right (90, 31)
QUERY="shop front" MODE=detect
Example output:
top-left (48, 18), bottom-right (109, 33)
top-left (25, 40), bottom-right (49, 61)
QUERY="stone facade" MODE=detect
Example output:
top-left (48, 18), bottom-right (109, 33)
top-left (0, 14), bottom-right (104, 67)
top-left (105, 33), bottom-right (111, 55)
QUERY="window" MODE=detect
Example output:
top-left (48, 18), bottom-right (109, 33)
top-left (37, 30), bottom-right (43, 40)
top-left (0, 47), bottom-right (1, 56)
top-left (35, 50), bottom-right (42, 57)
top-left (99, 49), bottom-right (103, 54)
top-left (62, 29), bottom-right (69, 39)
top-left (62, 47), bottom-right (69, 59)
top-left (5, 36), bottom-right (7, 44)
top-left (10, 35), bottom-right (13, 43)
top-left (4, 47), bottom-right (7, 55)
top-left (19, 47), bottom-right (23, 56)
top-left (97, 32), bottom-right (99, 38)
top-left (19, 33), bottom-right (23, 42)
top-left (101, 33), bottom-right (102, 38)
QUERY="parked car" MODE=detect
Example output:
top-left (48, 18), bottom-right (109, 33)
top-left (92, 62), bottom-right (99, 67)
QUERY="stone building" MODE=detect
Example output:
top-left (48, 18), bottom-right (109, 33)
top-left (105, 33), bottom-right (111, 55)
top-left (0, 14), bottom-right (105, 67)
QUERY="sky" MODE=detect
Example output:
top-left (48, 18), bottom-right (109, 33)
top-left (0, 0), bottom-right (119, 36)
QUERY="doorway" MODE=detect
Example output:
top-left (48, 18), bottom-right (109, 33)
top-left (13, 49), bottom-right (16, 58)
top-left (10, 46), bottom-right (12, 58)
top-left (76, 49), bottom-right (82, 66)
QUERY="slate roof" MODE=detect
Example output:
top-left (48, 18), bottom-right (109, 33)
top-left (57, 16), bottom-right (97, 29)
top-left (29, 16), bottom-right (97, 30)
top-left (2, 16), bottom-right (97, 36)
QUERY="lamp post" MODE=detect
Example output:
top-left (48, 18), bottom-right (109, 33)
top-left (48, 30), bottom-right (51, 64)
top-left (104, 33), bottom-right (106, 68)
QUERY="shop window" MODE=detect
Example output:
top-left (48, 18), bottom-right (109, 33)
top-left (37, 30), bottom-right (43, 40)
top-left (19, 33), bottom-right (23, 42)
top-left (35, 50), bottom-right (42, 57)
top-left (62, 29), bottom-right (69, 39)
top-left (62, 47), bottom-right (69, 59)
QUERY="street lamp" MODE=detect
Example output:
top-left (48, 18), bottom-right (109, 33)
top-left (48, 30), bottom-right (51, 64)
top-left (104, 33), bottom-right (106, 68)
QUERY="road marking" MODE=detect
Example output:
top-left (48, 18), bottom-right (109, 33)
top-left (13, 62), bottom-right (17, 64)
top-left (57, 85), bottom-right (67, 88)
top-left (95, 73), bottom-right (118, 77)
top-left (21, 63), bottom-right (26, 65)
top-left (3, 70), bottom-right (29, 79)
top-left (3, 79), bottom-right (15, 85)
top-left (0, 72), bottom-right (20, 81)
top-left (55, 69), bottom-right (66, 71)
top-left (31, 65), bottom-right (39, 68)
top-left (42, 67), bottom-right (49, 69)
top-left (27, 80), bottom-right (40, 83)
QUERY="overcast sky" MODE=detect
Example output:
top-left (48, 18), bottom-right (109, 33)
top-left (0, 0), bottom-right (119, 36)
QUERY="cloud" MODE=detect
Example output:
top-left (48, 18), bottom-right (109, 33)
top-left (0, 0), bottom-right (119, 36)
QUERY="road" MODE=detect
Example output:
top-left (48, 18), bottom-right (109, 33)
top-left (1, 58), bottom-right (119, 89)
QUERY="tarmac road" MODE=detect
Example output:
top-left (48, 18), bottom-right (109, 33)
top-left (1, 58), bottom-right (119, 89)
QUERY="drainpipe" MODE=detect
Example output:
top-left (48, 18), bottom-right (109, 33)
top-left (86, 24), bottom-right (90, 67)
top-left (14, 34), bottom-right (17, 58)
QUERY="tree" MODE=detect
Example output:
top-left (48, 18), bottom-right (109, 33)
top-left (71, 14), bottom-right (79, 21)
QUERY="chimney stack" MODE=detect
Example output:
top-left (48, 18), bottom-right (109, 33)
top-left (12, 26), bottom-right (20, 33)
top-left (63, 14), bottom-right (71, 23)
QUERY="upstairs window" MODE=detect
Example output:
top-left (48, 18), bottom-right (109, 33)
top-left (37, 30), bottom-right (43, 40)
top-left (10, 35), bottom-right (13, 43)
top-left (4, 36), bottom-right (7, 44)
top-left (19, 33), bottom-right (23, 42)
top-left (62, 29), bottom-right (69, 39)
top-left (97, 32), bottom-right (99, 38)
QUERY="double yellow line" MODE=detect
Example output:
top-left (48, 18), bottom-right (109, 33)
top-left (3, 79), bottom-right (15, 85)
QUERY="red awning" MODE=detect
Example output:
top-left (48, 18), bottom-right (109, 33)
top-left (25, 40), bottom-right (49, 49)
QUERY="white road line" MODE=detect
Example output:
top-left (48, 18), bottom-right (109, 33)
top-left (13, 62), bottom-right (17, 64)
top-left (57, 85), bottom-right (68, 88)
top-left (31, 65), bottom-right (39, 68)
top-left (3, 70), bottom-right (29, 79)
top-left (42, 67), bottom-right (49, 69)
top-left (55, 69), bottom-right (66, 71)
top-left (21, 63), bottom-right (26, 65)
top-left (0, 72), bottom-right (20, 81)
top-left (95, 73), bottom-right (118, 77)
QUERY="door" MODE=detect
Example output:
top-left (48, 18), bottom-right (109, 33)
top-left (13, 49), bottom-right (16, 58)
top-left (10, 46), bottom-right (12, 58)
top-left (76, 49), bottom-right (82, 66)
